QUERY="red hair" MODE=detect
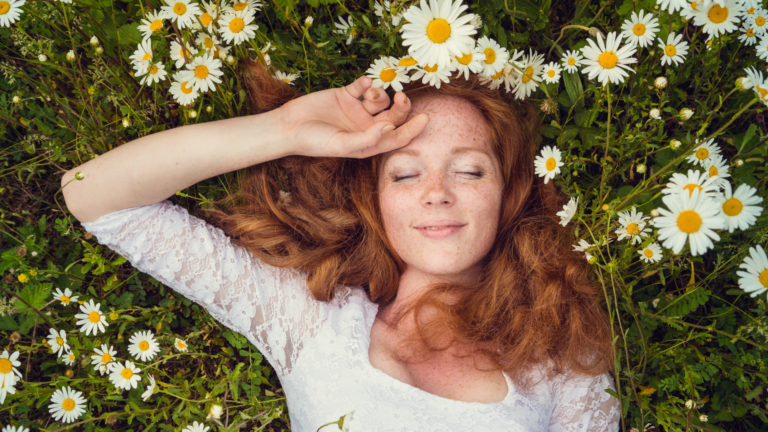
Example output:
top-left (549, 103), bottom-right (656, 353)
top-left (199, 59), bottom-right (617, 392)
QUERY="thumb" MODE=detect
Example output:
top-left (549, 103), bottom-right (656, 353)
top-left (331, 121), bottom-right (397, 159)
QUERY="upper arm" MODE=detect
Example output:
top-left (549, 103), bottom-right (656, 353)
top-left (548, 371), bottom-right (621, 432)
top-left (80, 200), bottom-right (326, 377)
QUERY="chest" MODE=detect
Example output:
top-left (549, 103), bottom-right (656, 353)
top-left (367, 316), bottom-right (509, 404)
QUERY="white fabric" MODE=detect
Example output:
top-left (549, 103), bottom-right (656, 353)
top-left (81, 200), bottom-right (621, 432)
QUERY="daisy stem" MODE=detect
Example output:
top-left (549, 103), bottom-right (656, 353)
top-left (0, 285), bottom-right (57, 329)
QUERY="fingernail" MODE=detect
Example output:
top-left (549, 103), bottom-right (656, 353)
top-left (371, 89), bottom-right (380, 99)
top-left (381, 124), bottom-right (396, 134)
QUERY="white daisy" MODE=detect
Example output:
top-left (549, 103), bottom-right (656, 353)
top-left (652, 189), bottom-right (725, 256)
top-left (573, 239), bottom-right (595, 262)
top-left (556, 197), bottom-right (579, 227)
top-left (449, 43), bottom-right (486, 80)
top-left (737, 245), bottom-right (768, 298)
top-left (510, 48), bottom-right (545, 100)
top-left (658, 32), bottom-right (690, 67)
top-left (686, 137), bottom-right (721, 166)
top-left (652, 298), bottom-right (660, 308)
top-left (366, 56), bottom-right (411, 91)
top-left (0, 0), bottom-right (25, 27)
top-left (128, 330), bottom-right (161, 362)
top-left (52, 287), bottom-right (79, 306)
top-left (218, 8), bottom-right (258, 46)
top-left (174, 338), bottom-right (189, 352)
top-left (475, 36), bottom-right (509, 77)
top-left (170, 39), bottom-right (199, 69)
top-left (743, 66), bottom-right (765, 91)
top-left (534, 145), bottom-right (564, 184)
top-left (560, 49), bottom-right (583, 74)
top-left (400, 0), bottom-right (477, 69)
top-left (221, 0), bottom-right (261, 15)
top-left (191, 0), bottom-right (220, 33)
top-left (638, 243), bottom-right (663, 263)
top-left (396, 56), bottom-right (420, 72)
top-left (691, 0), bottom-right (744, 38)
top-left (274, 70), bottom-right (299, 85)
top-left (169, 71), bottom-right (200, 106)
top-left (702, 154), bottom-right (730, 188)
top-left (616, 208), bottom-right (651, 244)
top-left (681, 0), bottom-right (703, 21)
top-left (160, 0), bottom-right (202, 30)
top-left (138, 62), bottom-right (168, 86)
top-left (47, 328), bottom-right (70, 358)
top-left (747, 6), bottom-right (768, 36)
top-left (740, 0), bottom-right (759, 21)
top-left (195, 32), bottom-right (221, 57)
top-left (478, 70), bottom-right (504, 90)
top-left (141, 374), bottom-right (156, 401)
top-left (375, 0), bottom-right (402, 27)
top-left (109, 361), bottom-right (142, 391)
top-left (410, 63), bottom-right (455, 89)
top-left (713, 182), bottom-right (764, 232)
top-left (334, 15), bottom-right (357, 45)
top-left (656, 0), bottom-right (688, 14)
top-left (0, 350), bottom-right (22, 398)
top-left (620, 9), bottom-right (660, 48)
top-left (74, 299), bottom-right (108, 336)
top-left (1, 426), bottom-right (29, 432)
top-left (48, 386), bottom-right (87, 424)
top-left (62, 351), bottom-right (76, 366)
top-left (539, 61), bottom-right (562, 84)
top-left (137, 10), bottom-right (166, 43)
top-left (500, 57), bottom-right (523, 93)
top-left (738, 22), bottom-right (760, 45)
top-left (180, 53), bottom-right (224, 92)
top-left (662, 169), bottom-right (721, 199)
top-left (182, 421), bottom-right (211, 432)
top-left (91, 344), bottom-right (117, 375)
top-left (579, 31), bottom-right (638, 86)
top-left (130, 39), bottom-right (154, 76)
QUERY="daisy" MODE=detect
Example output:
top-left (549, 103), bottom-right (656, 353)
top-left (170, 39), bottom-right (199, 69)
top-left (748, 7), bottom-right (768, 36)
top-left (195, 32), bottom-right (221, 57)
top-left (0, 350), bottom-right (22, 397)
top-left (74, 299), bottom-right (108, 336)
top-left (573, 239), bottom-right (595, 262)
top-left (169, 71), bottom-right (200, 106)
top-left (658, 32), bottom-right (690, 67)
top-left (274, 70), bottom-right (299, 85)
top-left (501, 57), bottom-right (522, 93)
top-left (656, 0), bottom-right (688, 14)
top-left (375, 0), bottom-right (403, 28)
top-left (182, 421), bottom-right (211, 432)
top-left (218, 8), bottom-right (258, 46)
top-left (702, 154), bottom-right (730, 188)
top-left (0, 0), bottom-right (25, 27)
top-left (691, 0), bottom-right (744, 38)
top-left (142, 374), bottom-right (156, 401)
top-left (180, 53), bottom-right (224, 92)
top-left (662, 169), bottom-right (720, 199)
top-left (52, 287), bottom-right (79, 306)
top-left (91, 344), bottom-right (117, 375)
top-left (128, 330), bottom-right (161, 362)
top-left (713, 182), bottom-right (764, 232)
top-left (411, 63), bottom-right (455, 89)
top-left (160, 0), bottom-right (202, 30)
top-left (616, 207), bottom-right (651, 244)
top-left (743, 66), bottom-right (764, 90)
top-left (579, 31), bottom-right (638, 86)
top-left (652, 189), bottom-right (725, 256)
top-left (138, 62), bottom-right (168, 86)
top-left (740, 0), bottom-right (759, 21)
top-left (397, 56), bottom-right (420, 72)
top-left (561, 49), bottom-right (583, 74)
top-left (334, 15), bottom-right (357, 45)
top-left (681, 0), bottom-right (704, 21)
top-left (556, 197), bottom-right (579, 227)
top-left (48, 386), bottom-right (87, 424)
top-left (366, 56), bottom-right (411, 91)
top-left (620, 9), bottom-right (660, 48)
top-left (130, 39), bottom-right (154, 76)
top-left (47, 328), bottom-right (70, 358)
top-left (510, 48), bottom-right (545, 100)
top-left (534, 145), bottom-right (564, 184)
top-left (737, 245), bottom-right (768, 297)
top-left (63, 351), bottom-right (77, 366)
top-left (450, 43), bottom-right (486, 80)
top-left (476, 36), bottom-right (509, 77)
top-left (478, 70), bottom-right (504, 90)
top-left (221, 0), bottom-right (261, 15)
top-left (738, 22), bottom-right (760, 45)
top-left (638, 243), bottom-right (663, 263)
top-left (109, 361), bottom-right (142, 391)
top-left (539, 61), bottom-right (562, 84)
top-left (137, 10), bottom-right (166, 43)
top-left (278, 190), bottom-right (292, 206)
top-left (686, 138), bottom-right (721, 166)
top-left (191, 0), bottom-right (220, 33)
top-left (174, 338), bottom-right (189, 352)
top-left (400, 0), bottom-right (477, 69)
top-left (1, 427), bottom-right (29, 432)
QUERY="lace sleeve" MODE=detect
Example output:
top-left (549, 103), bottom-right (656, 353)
top-left (548, 371), bottom-right (621, 432)
top-left (79, 200), bottom-right (326, 378)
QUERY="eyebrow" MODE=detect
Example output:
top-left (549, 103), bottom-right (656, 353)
top-left (388, 146), bottom-right (491, 158)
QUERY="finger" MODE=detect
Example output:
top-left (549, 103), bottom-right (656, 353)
top-left (374, 113), bottom-right (430, 153)
top-left (361, 88), bottom-right (392, 116)
top-left (343, 76), bottom-right (373, 99)
top-left (374, 91), bottom-right (410, 126)
top-left (329, 120), bottom-right (397, 159)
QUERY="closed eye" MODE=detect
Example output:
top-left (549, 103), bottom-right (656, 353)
top-left (394, 172), bottom-right (483, 181)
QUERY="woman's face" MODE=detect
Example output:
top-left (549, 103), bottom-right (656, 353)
top-left (378, 94), bottom-right (504, 283)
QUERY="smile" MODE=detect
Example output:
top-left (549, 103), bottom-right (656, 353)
top-left (415, 225), bottom-right (464, 238)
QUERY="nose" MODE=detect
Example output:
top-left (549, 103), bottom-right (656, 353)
top-left (422, 171), bottom-right (452, 206)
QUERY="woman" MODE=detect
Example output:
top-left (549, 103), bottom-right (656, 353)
top-left (61, 60), bottom-right (620, 431)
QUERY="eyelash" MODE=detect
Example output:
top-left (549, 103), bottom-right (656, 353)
top-left (394, 172), bottom-right (483, 182)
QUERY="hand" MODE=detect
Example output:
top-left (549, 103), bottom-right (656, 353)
top-left (278, 76), bottom-right (430, 159)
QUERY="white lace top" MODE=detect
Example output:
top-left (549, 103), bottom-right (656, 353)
top-left (81, 200), bottom-right (621, 432)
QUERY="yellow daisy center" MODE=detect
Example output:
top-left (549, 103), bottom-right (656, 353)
top-left (150, 20), bottom-right (163, 31)
top-left (491, 69), bottom-right (503, 79)
top-left (230, 17), bottom-right (245, 33)
top-left (0, 358), bottom-right (11, 374)
top-left (60, 296), bottom-right (70, 303)
top-left (179, 47), bottom-right (191, 58)
top-left (149, 65), bottom-right (158, 75)
top-left (568, 58), bottom-right (575, 65)
top-left (173, 2), bottom-right (186, 16)
top-left (626, 223), bottom-right (639, 235)
top-left (483, 48), bottom-right (496, 64)
top-left (692, 1), bottom-right (700, 11)
top-left (708, 5), bottom-right (728, 24)
top-left (177, 341), bottom-right (187, 348)
top-left (142, 53), bottom-right (152, 61)
top-left (722, 198), bottom-right (743, 216)
top-left (380, 68), bottom-right (396, 82)
top-left (62, 398), bottom-right (76, 411)
top-left (757, 17), bottom-right (766, 26)
top-left (0, 2), bottom-right (11, 14)
top-left (696, 148), bottom-right (709, 159)
top-left (426, 18), bottom-right (451, 43)
top-left (181, 81), bottom-right (193, 94)
top-left (665, 44), bottom-right (676, 57)
top-left (195, 65), bottom-right (209, 79)
top-left (756, 84), bottom-right (768, 99)
top-left (68, 354), bottom-right (75, 361)
top-left (748, 28), bottom-right (756, 37)
top-left (676, 210), bottom-right (702, 233)
top-left (643, 249), bottom-right (654, 258)
top-left (139, 341), bottom-right (150, 351)
top-left (121, 368), bottom-right (133, 379)
top-left (456, 52), bottom-right (472, 65)
top-left (545, 157), bottom-right (556, 171)
top-left (202, 12), bottom-right (213, 26)
top-left (424, 64), bottom-right (438, 72)
top-left (204, 37), bottom-right (214, 49)
top-left (88, 311), bottom-right (101, 323)
top-left (547, 69), bottom-right (555, 77)
top-left (709, 166), bottom-right (718, 177)
top-left (102, 353), bottom-right (112, 363)
top-left (760, 269), bottom-right (768, 288)
top-left (521, 66), bottom-right (534, 83)
top-left (748, 7), bottom-right (755, 14)
top-left (283, 78), bottom-right (290, 83)
top-left (683, 183), bottom-right (702, 196)
top-left (633, 23), bottom-right (646, 36)
top-left (598, 52), bottom-right (618, 69)
top-left (234, 2), bottom-right (247, 11)
top-left (399, 57), bottom-right (417, 67)
top-left (56, 337), bottom-right (64, 345)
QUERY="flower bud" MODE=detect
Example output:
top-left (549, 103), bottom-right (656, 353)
top-left (735, 158), bottom-right (744, 167)
top-left (651, 208), bottom-right (660, 217)
top-left (122, 117), bottom-right (131, 128)
top-left (205, 105), bottom-right (212, 113)
top-left (12, 95), bottom-right (20, 103)
top-left (305, 16), bottom-right (314, 26)
top-left (226, 55), bottom-right (235, 64)
top-left (219, 50), bottom-right (228, 61)
top-left (649, 108), bottom-right (661, 120)
top-left (75, 171), bottom-right (85, 180)
top-left (736, 77), bottom-right (751, 91)
top-left (680, 108), bottom-right (694, 120)
top-left (31, 251), bottom-right (38, 256)
top-left (66, 50), bottom-right (76, 62)
top-left (38, 54), bottom-right (47, 62)
top-left (602, 204), bottom-right (610, 211)
top-left (654, 77), bottom-right (667, 89)
top-left (636, 164), bottom-right (647, 174)
top-left (470, 15), bottom-right (482, 29)
top-left (189, 110), bottom-right (197, 119)
top-left (685, 399), bottom-right (694, 409)
top-left (699, 414), bottom-right (708, 422)
top-left (90, 36), bottom-right (100, 46)
top-left (207, 404), bottom-right (223, 419)
top-left (670, 139), bottom-right (682, 149)
top-left (96, 46), bottom-right (104, 54)
top-left (588, 27), bottom-right (603, 39)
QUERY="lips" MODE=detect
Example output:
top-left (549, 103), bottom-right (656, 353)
top-left (414, 220), bottom-right (466, 229)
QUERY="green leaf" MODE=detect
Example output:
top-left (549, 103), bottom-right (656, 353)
top-left (738, 123), bottom-right (758, 155)
top-left (306, 0), bottom-right (319, 7)
top-left (745, 386), bottom-right (763, 401)
top-left (617, 0), bottom-right (634, 15)
top-left (14, 283), bottom-right (53, 313)
top-left (563, 71), bottom-right (584, 109)
top-left (117, 23), bottom-right (143, 45)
